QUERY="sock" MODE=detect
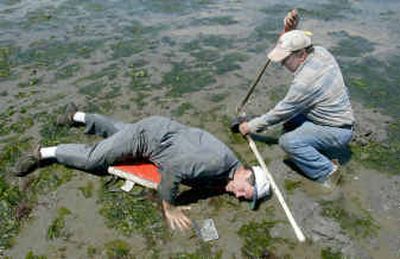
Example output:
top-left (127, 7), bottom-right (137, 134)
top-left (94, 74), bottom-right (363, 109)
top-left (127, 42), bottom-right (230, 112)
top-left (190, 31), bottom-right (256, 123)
top-left (73, 111), bottom-right (86, 123)
top-left (40, 147), bottom-right (57, 159)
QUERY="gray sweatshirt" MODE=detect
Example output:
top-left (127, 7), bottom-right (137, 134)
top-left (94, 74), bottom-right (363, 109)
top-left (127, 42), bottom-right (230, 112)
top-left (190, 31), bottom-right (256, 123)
top-left (248, 46), bottom-right (355, 132)
top-left (137, 117), bottom-right (241, 204)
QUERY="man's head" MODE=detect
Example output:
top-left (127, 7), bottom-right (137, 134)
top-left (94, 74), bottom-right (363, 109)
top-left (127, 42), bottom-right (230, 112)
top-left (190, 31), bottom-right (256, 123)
top-left (225, 166), bottom-right (270, 209)
top-left (268, 30), bottom-right (313, 72)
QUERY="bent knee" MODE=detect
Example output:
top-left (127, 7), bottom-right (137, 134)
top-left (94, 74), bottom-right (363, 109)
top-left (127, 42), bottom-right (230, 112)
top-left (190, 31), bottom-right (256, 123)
top-left (279, 133), bottom-right (301, 152)
top-left (83, 157), bottom-right (105, 171)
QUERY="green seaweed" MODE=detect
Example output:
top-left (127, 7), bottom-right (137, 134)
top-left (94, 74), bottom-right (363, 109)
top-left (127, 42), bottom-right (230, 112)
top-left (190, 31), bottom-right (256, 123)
top-left (111, 39), bottom-right (148, 59)
top-left (128, 91), bottom-right (149, 110)
top-left (208, 93), bottom-right (227, 103)
top-left (349, 78), bottom-right (367, 89)
top-left (330, 30), bottom-right (375, 57)
top-left (78, 181), bottom-right (94, 198)
top-left (79, 81), bottom-right (107, 97)
top-left (191, 16), bottom-right (238, 26)
top-left (213, 52), bottom-right (249, 75)
top-left (82, 2), bottom-right (104, 12)
top-left (172, 102), bottom-right (194, 117)
top-left (0, 136), bottom-right (32, 172)
top-left (238, 219), bottom-right (286, 258)
top-left (320, 199), bottom-right (380, 238)
top-left (321, 247), bottom-right (343, 259)
top-left (16, 39), bottom-right (102, 68)
top-left (47, 207), bottom-right (71, 240)
top-left (38, 117), bottom-right (75, 146)
top-left (102, 86), bottom-right (121, 99)
top-left (17, 76), bottom-right (41, 88)
top-left (83, 64), bottom-right (119, 82)
top-left (297, 0), bottom-right (357, 21)
top-left (25, 251), bottom-right (47, 259)
top-left (190, 48), bottom-right (221, 63)
top-left (283, 179), bottom-right (302, 194)
top-left (183, 35), bottom-right (233, 52)
top-left (0, 120), bottom-right (75, 249)
top-left (0, 46), bottom-right (12, 78)
top-left (4, 0), bottom-right (22, 5)
top-left (162, 62), bottom-right (215, 96)
top-left (87, 245), bottom-right (97, 257)
top-left (127, 66), bottom-right (151, 91)
top-left (55, 63), bottom-right (81, 80)
top-left (0, 174), bottom-right (24, 249)
top-left (104, 240), bottom-right (130, 258)
top-left (0, 115), bottom-right (34, 137)
top-left (23, 8), bottom-right (54, 28)
top-left (253, 6), bottom-right (290, 47)
top-left (98, 178), bottom-right (166, 247)
top-left (30, 165), bottom-right (74, 195)
top-left (139, 0), bottom-right (212, 15)
top-left (341, 55), bottom-right (400, 175)
top-left (342, 56), bottom-right (400, 119)
top-left (259, 4), bottom-right (291, 16)
top-left (350, 140), bottom-right (400, 175)
top-left (170, 242), bottom-right (223, 258)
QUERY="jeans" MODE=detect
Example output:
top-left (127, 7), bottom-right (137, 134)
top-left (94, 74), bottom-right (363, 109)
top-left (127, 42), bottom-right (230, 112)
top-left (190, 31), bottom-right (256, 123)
top-left (279, 116), bottom-right (353, 180)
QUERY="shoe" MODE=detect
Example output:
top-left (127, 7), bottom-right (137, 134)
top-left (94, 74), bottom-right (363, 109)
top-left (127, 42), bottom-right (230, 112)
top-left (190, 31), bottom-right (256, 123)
top-left (13, 145), bottom-right (41, 177)
top-left (56, 102), bottom-right (78, 126)
top-left (320, 159), bottom-right (342, 190)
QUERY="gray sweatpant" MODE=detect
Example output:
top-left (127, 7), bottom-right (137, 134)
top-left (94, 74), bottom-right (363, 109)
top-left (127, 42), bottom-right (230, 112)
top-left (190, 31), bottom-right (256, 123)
top-left (55, 114), bottom-right (164, 173)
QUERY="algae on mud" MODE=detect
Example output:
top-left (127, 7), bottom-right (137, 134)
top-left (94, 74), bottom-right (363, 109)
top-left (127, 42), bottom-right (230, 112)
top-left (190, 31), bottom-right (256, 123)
top-left (25, 250), bottom-right (47, 259)
top-left (55, 63), bottom-right (81, 80)
top-left (16, 39), bottom-right (102, 68)
top-left (297, 0), bottom-right (358, 21)
top-left (321, 247), bottom-right (344, 259)
top-left (170, 242), bottom-right (222, 259)
top-left (172, 102), bottom-right (194, 117)
top-left (0, 46), bottom-right (12, 79)
top-left (98, 178), bottom-right (166, 247)
top-left (190, 16), bottom-right (238, 26)
top-left (162, 62), bottom-right (215, 96)
top-left (78, 181), bottom-right (93, 198)
top-left (2, 0), bottom-right (400, 258)
top-left (104, 239), bottom-right (131, 258)
top-left (283, 179), bottom-right (302, 194)
top-left (0, 139), bottom-right (74, 249)
top-left (238, 219), bottom-right (289, 258)
top-left (46, 207), bottom-right (72, 240)
top-left (320, 198), bottom-right (380, 238)
top-left (330, 31), bottom-right (375, 58)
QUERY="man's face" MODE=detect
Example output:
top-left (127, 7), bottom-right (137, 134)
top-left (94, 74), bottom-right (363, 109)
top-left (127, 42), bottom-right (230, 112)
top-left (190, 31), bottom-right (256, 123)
top-left (281, 50), bottom-right (305, 73)
top-left (225, 169), bottom-right (254, 199)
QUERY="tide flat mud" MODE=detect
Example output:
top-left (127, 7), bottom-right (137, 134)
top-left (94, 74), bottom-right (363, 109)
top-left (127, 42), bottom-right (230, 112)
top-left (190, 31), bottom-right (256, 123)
top-left (1, 0), bottom-right (400, 258)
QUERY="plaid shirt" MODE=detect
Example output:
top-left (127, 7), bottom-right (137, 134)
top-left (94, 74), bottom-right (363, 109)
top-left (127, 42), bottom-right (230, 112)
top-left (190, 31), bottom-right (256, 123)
top-left (248, 46), bottom-right (355, 132)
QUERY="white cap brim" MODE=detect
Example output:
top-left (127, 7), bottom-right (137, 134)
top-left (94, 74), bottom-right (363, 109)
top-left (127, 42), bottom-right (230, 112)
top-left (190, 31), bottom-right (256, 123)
top-left (250, 166), bottom-right (270, 210)
top-left (267, 45), bottom-right (291, 62)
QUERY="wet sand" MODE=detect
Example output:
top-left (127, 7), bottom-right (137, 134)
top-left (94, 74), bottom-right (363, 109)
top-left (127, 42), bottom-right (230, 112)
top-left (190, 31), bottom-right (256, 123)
top-left (1, 0), bottom-right (400, 258)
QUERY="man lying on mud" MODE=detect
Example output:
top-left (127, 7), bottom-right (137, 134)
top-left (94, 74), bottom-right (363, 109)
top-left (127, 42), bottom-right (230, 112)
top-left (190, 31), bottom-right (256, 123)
top-left (239, 12), bottom-right (355, 188)
top-left (13, 103), bottom-right (270, 231)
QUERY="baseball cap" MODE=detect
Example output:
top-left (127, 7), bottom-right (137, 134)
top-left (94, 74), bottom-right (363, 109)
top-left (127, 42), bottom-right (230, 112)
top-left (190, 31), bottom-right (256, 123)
top-left (250, 166), bottom-right (271, 210)
top-left (268, 30), bottom-right (313, 62)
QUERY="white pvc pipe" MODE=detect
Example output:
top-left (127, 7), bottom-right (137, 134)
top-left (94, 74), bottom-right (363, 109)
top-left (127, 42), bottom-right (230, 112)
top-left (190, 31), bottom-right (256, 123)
top-left (246, 135), bottom-right (306, 242)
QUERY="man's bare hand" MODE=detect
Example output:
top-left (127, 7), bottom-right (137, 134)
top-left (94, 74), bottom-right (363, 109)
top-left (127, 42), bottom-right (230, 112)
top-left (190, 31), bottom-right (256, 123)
top-left (239, 122), bottom-right (251, 136)
top-left (284, 9), bottom-right (299, 32)
top-left (162, 201), bottom-right (192, 231)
